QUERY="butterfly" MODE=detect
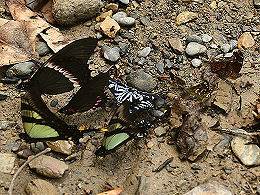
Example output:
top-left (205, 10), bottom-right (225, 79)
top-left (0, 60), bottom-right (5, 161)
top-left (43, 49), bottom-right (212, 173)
top-left (21, 38), bottom-right (109, 137)
top-left (95, 101), bottom-right (155, 157)
top-left (21, 93), bottom-right (78, 139)
top-left (210, 50), bottom-right (243, 79)
top-left (108, 79), bottom-right (158, 113)
top-left (183, 81), bottom-right (213, 102)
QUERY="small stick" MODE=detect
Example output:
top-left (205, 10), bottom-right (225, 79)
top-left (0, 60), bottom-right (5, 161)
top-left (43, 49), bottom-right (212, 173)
top-left (153, 156), bottom-right (174, 172)
top-left (8, 148), bottom-right (51, 195)
top-left (217, 128), bottom-right (260, 136)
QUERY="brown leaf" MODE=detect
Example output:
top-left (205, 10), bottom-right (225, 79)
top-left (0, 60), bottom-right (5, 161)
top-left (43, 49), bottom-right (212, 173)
top-left (0, 19), bottom-right (39, 65)
top-left (6, 0), bottom-right (69, 52)
top-left (97, 187), bottom-right (123, 195)
top-left (176, 116), bottom-right (208, 161)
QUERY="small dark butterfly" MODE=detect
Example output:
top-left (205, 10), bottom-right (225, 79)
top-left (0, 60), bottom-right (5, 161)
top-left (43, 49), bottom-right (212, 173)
top-left (210, 50), bottom-right (243, 79)
top-left (184, 81), bottom-right (213, 102)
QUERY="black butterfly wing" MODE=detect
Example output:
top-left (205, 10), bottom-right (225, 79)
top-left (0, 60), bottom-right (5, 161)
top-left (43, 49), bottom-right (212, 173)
top-left (29, 38), bottom-right (98, 95)
top-left (59, 72), bottom-right (110, 115)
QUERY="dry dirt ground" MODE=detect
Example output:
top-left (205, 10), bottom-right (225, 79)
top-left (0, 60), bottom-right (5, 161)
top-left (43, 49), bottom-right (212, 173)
top-left (0, 0), bottom-right (260, 194)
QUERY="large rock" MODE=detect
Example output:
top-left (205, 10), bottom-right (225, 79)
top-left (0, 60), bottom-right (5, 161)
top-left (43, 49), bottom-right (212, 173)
top-left (186, 42), bottom-right (207, 56)
top-left (52, 0), bottom-right (102, 26)
top-left (126, 71), bottom-right (157, 92)
top-left (6, 62), bottom-right (36, 78)
top-left (231, 132), bottom-right (260, 166)
top-left (184, 180), bottom-right (233, 195)
top-left (29, 155), bottom-right (68, 178)
top-left (238, 32), bottom-right (255, 50)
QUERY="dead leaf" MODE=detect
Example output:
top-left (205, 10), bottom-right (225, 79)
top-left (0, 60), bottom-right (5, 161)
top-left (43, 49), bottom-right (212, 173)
top-left (5, 0), bottom-right (69, 52)
top-left (176, 116), bottom-right (208, 161)
top-left (97, 187), bottom-right (123, 195)
top-left (0, 19), bottom-right (39, 65)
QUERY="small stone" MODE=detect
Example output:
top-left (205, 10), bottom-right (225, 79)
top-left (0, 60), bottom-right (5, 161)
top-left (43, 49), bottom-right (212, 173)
top-left (229, 40), bottom-right (238, 50)
top-left (187, 35), bottom-right (202, 43)
top-left (175, 11), bottom-right (198, 25)
top-left (138, 58), bottom-right (146, 66)
top-left (119, 0), bottom-right (129, 5)
top-left (221, 44), bottom-right (231, 53)
top-left (156, 61), bottom-right (164, 73)
top-left (126, 71), bottom-right (157, 92)
top-left (238, 32), bottom-right (255, 49)
top-left (103, 46), bottom-right (120, 62)
top-left (224, 52), bottom-right (233, 58)
top-left (46, 140), bottom-right (74, 155)
top-left (147, 141), bottom-right (154, 148)
top-left (35, 42), bottom-right (51, 56)
top-left (140, 16), bottom-right (150, 26)
top-left (96, 10), bottom-right (113, 22)
top-left (25, 179), bottom-right (57, 195)
top-left (168, 37), bottom-right (185, 54)
top-left (154, 126), bottom-right (167, 137)
top-left (50, 99), bottom-right (58, 107)
top-left (29, 155), bottom-right (69, 178)
top-left (105, 3), bottom-right (118, 13)
top-left (52, 0), bottom-right (101, 26)
top-left (201, 34), bottom-right (212, 43)
top-left (6, 62), bottom-right (36, 78)
top-left (138, 47), bottom-right (152, 57)
top-left (209, 1), bottom-right (217, 9)
top-left (186, 42), bottom-right (207, 56)
top-left (0, 153), bottom-right (15, 173)
top-left (112, 11), bottom-right (127, 22)
top-left (17, 148), bottom-right (34, 159)
top-left (254, 0), bottom-right (260, 8)
top-left (164, 59), bottom-right (173, 69)
top-left (117, 17), bottom-right (135, 26)
top-left (191, 58), bottom-right (202, 68)
top-left (100, 16), bottom-right (120, 38)
top-left (31, 142), bottom-right (46, 153)
top-left (231, 133), bottom-right (260, 166)
top-left (151, 110), bottom-right (165, 117)
top-left (96, 32), bottom-right (103, 39)
top-left (184, 180), bottom-right (233, 195)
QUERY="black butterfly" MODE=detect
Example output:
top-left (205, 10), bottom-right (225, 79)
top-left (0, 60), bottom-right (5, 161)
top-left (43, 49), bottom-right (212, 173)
top-left (21, 38), bottom-right (109, 137)
top-left (95, 101), bottom-right (154, 157)
top-left (108, 79), bottom-right (158, 113)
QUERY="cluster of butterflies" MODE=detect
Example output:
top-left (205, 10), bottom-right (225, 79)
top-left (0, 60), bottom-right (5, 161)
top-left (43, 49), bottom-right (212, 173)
top-left (20, 38), bottom-right (160, 157)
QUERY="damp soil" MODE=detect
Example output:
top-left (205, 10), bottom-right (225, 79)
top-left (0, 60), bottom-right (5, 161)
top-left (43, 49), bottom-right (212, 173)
top-left (0, 0), bottom-right (260, 194)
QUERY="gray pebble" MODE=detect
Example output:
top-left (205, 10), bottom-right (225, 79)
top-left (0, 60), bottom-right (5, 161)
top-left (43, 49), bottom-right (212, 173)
top-left (156, 61), bottom-right (164, 73)
top-left (138, 57), bottom-right (146, 66)
top-left (96, 32), bottom-right (103, 39)
top-left (138, 47), bottom-right (152, 57)
top-left (50, 99), bottom-right (58, 107)
top-left (254, 0), bottom-right (260, 8)
top-left (201, 34), bottom-right (212, 43)
top-left (154, 97), bottom-right (165, 109)
top-left (186, 42), bottom-right (207, 56)
top-left (152, 110), bottom-right (165, 117)
top-left (103, 46), bottom-right (120, 62)
top-left (154, 126), bottom-right (167, 137)
top-left (35, 42), bottom-right (51, 56)
top-left (191, 58), bottom-right (202, 68)
top-left (112, 11), bottom-right (127, 22)
top-left (140, 16), bottom-right (150, 26)
top-left (229, 40), bottom-right (238, 50)
top-left (117, 17), bottom-right (135, 26)
top-left (126, 70), bottom-right (157, 92)
top-left (221, 44), bottom-right (231, 53)
top-left (119, 0), bottom-right (129, 5)
top-left (186, 35), bottom-right (202, 43)
top-left (164, 59), bottom-right (173, 69)
top-left (224, 52), bottom-right (233, 58)
top-left (129, 13), bottom-right (138, 19)
top-left (6, 62), bottom-right (36, 78)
